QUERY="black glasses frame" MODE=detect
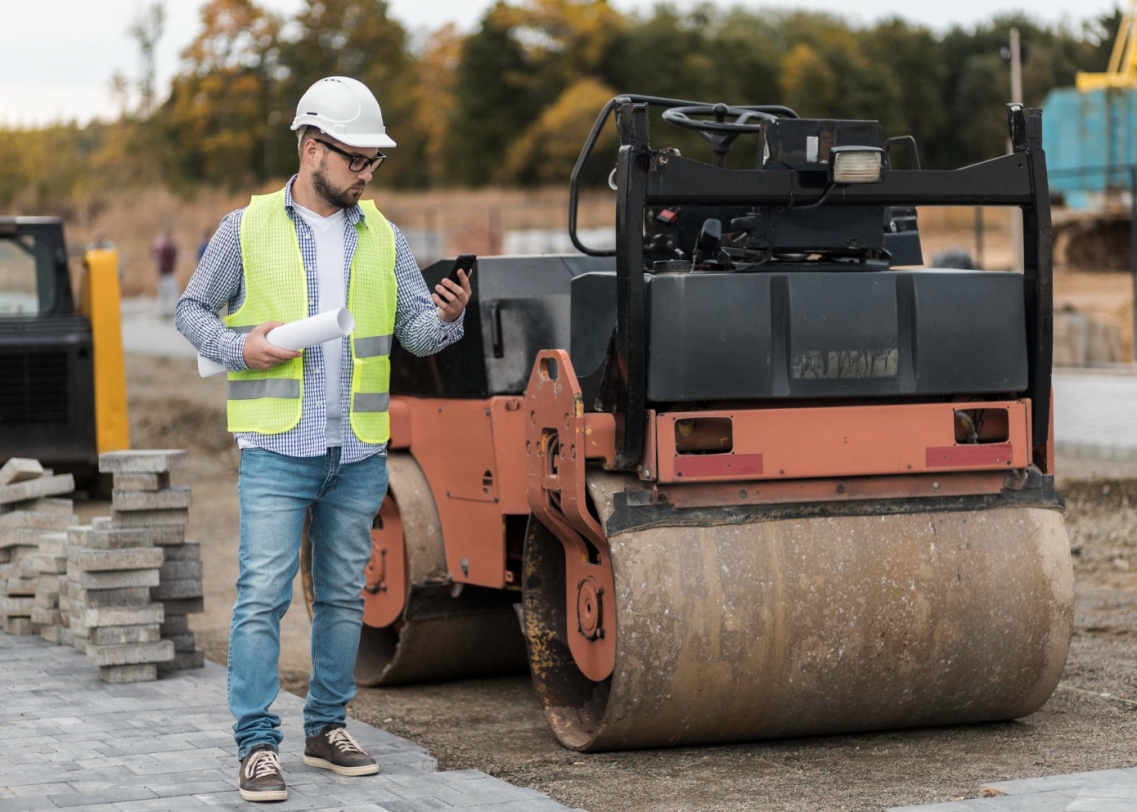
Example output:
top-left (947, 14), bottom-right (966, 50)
top-left (314, 139), bottom-right (386, 172)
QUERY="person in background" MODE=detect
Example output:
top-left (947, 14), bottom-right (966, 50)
top-left (86, 230), bottom-right (122, 281)
top-left (86, 229), bottom-right (116, 253)
top-left (152, 228), bottom-right (179, 317)
top-left (197, 227), bottom-right (212, 264)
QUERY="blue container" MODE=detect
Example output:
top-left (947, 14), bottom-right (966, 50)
top-left (1042, 86), bottom-right (1137, 210)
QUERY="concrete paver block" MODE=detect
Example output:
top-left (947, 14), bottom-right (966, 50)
top-left (99, 663), bottom-right (160, 684)
top-left (112, 487), bottom-right (193, 512)
top-left (71, 547), bottom-right (166, 572)
top-left (0, 475), bottom-right (75, 506)
top-left (159, 597), bottom-right (205, 615)
top-left (34, 590), bottom-right (59, 608)
top-left (70, 585), bottom-right (154, 608)
top-left (29, 606), bottom-right (60, 626)
top-left (112, 472), bottom-right (170, 492)
top-left (162, 542), bottom-right (201, 562)
top-left (86, 640), bottom-right (174, 667)
top-left (2, 596), bottom-right (35, 614)
top-left (79, 568), bottom-right (161, 590)
top-left (90, 624), bottom-right (161, 646)
top-left (110, 509), bottom-right (189, 529)
top-left (98, 450), bottom-right (188, 474)
top-left (81, 604), bottom-right (164, 628)
top-left (159, 560), bottom-right (203, 580)
top-left (0, 458), bottom-right (44, 487)
top-left (79, 524), bottom-right (184, 550)
top-left (160, 614), bottom-right (189, 635)
top-left (164, 632), bottom-right (196, 651)
top-left (28, 554), bottom-right (67, 574)
top-left (0, 511), bottom-right (77, 530)
top-left (6, 579), bottom-right (36, 597)
top-left (151, 578), bottom-right (204, 600)
top-left (3, 616), bottom-right (35, 635)
top-left (157, 647), bottom-right (205, 672)
top-left (38, 624), bottom-right (62, 645)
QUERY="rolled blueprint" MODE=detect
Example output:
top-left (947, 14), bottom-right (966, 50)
top-left (197, 308), bottom-right (356, 377)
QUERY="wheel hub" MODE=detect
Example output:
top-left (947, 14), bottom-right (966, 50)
top-left (576, 576), bottom-right (604, 640)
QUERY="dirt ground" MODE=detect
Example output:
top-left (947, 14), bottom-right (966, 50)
top-left (111, 352), bottom-right (1137, 812)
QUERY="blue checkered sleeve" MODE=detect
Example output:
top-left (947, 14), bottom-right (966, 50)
top-left (391, 224), bottom-right (465, 356)
top-left (175, 209), bottom-right (251, 372)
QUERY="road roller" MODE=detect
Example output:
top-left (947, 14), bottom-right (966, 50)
top-left (302, 96), bottom-right (1072, 751)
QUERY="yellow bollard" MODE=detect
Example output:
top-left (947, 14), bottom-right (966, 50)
top-left (80, 249), bottom-right (130, 453)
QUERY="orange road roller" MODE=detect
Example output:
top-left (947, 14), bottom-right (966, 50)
top-left (303, 96), bottom-right (1072, 751)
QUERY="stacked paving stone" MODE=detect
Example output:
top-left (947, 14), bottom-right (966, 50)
top-left (66, 521), bottom-right (171, 682)
top-left (101, 449), bottom-right (205, 674)
top-left (0, 458), bottom-right (76, 637)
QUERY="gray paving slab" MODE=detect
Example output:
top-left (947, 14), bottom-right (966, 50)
top-left (0, 632), bottom-right (577, 811)
top-left (887, 771), bottom-right (1137, 811)
top-left (1054, 370), bottom-right (1137, 460)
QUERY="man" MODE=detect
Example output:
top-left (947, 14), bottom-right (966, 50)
top-left (152, 227), bottom-right (179, 317)
top-left (176, 76), bottom-right (471, 803)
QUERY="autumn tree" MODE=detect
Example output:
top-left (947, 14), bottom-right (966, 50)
top-left (158, 0), bottom-right (282, 188)
top-left (444, 0), bottom-right (624, 186)
top-left (278, 0), bottom-right (426, 187)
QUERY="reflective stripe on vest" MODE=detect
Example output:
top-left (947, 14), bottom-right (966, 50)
top-left (354, 334), bottom-right (393, 358)
top-left (224, 190), bottom-right (397, 442)
top-left (353, 393), bottom-right (391, 412)
top-left (228, 379), bottom-right (301, 400)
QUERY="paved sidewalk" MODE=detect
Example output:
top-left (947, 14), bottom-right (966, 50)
top-left (120, 298), bottom-right (197, 360)
top-left (888, 768), bottom-right (1137, 811)
top-left (0, 633), bottom-right (574, 812)
top-left (1054, 370), bottom-right (1137, 461)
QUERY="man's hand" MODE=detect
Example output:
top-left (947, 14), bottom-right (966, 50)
top-left (242, 321), bottom-right (302, 370)
top-left (433, 269), bottom-right (471, 323)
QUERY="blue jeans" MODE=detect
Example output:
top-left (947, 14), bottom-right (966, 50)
top-left (229, 447), bottom-right (387, 760)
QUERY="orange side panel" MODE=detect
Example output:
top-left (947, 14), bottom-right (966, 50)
top-left (361, 496), bottom-right (407, 628)
top-left (490, 397), bottom-right (529, 515)
top-left (388, 398), bottom-right (411, 449)
top-left (654, 401), bottom-right (1031, 484)
top-left (403, 397), bottom-right (506, 588)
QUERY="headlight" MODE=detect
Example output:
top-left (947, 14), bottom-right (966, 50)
top-left (829, 147), bottom-right (885, 184)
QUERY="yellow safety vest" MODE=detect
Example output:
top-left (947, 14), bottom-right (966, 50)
top-left (225, 190), bottom-right (397, 444)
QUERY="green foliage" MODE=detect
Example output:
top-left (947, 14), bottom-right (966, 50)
top-left (0, 0), bottom-right (1123, 209)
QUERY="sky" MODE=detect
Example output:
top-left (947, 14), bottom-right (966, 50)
top-left (0, 0), bottom-right (1118, 126)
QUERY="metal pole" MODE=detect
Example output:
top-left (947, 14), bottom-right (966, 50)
top-left (1009, 28), bottom-right (1024, 274)
top-left (1131, 165), bottom-right (1137, 362)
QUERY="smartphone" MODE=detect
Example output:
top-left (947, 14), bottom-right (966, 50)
top-left (446, 254), bottom-right (476, 286)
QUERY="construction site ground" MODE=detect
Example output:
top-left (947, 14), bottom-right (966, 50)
top-left (88, 346), bottom-right (1137, 812)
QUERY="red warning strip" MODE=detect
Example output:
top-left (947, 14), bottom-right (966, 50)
top-left (926, 444), bottom-right (1013, 468)
top-left (674, 453), bottom-right (765, 478)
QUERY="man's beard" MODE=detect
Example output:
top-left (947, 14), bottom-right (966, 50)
top-left (313, 158), bottom-right (365, 210)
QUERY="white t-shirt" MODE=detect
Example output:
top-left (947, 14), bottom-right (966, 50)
top-left (292, 202), bottom-right (347, 447)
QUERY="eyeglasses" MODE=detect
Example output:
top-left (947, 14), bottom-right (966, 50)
top-left (314, 139), bottom-right (386, 173)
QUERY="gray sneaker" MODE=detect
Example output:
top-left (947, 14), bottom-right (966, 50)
top-left (303, 724), bottom-right (379, 776)
top-left (239, 745), bottom-right (287, 802)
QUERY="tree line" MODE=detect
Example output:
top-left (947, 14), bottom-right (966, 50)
top-left (0, 0), bottom-right (1118, 215)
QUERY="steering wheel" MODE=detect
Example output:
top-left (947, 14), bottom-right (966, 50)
top-left (661, 103), bottom-right (775, 166)
top-left (661, 103), bottom-right (774, 134)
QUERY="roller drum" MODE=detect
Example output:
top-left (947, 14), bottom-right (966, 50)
top-left (524, 474), bottom-right (1073, 751)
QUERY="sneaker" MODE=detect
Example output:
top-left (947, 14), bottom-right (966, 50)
top-left (303, 724), bottom-right (379, 776)
top-left (239, 745), bottom-right (287, 802)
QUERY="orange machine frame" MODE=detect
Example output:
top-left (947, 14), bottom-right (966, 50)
top-left (366, 354), bottom-right (1042, 625)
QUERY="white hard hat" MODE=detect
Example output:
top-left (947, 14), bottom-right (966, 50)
top-left (291, 76), bottom-right (396, 149)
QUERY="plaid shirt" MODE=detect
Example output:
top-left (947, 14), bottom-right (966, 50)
top-left (175, 176), bottom-right (464, 462)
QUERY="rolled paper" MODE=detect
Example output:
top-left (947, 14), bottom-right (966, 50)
top-left (197, 308), bottom-right (356, 378)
